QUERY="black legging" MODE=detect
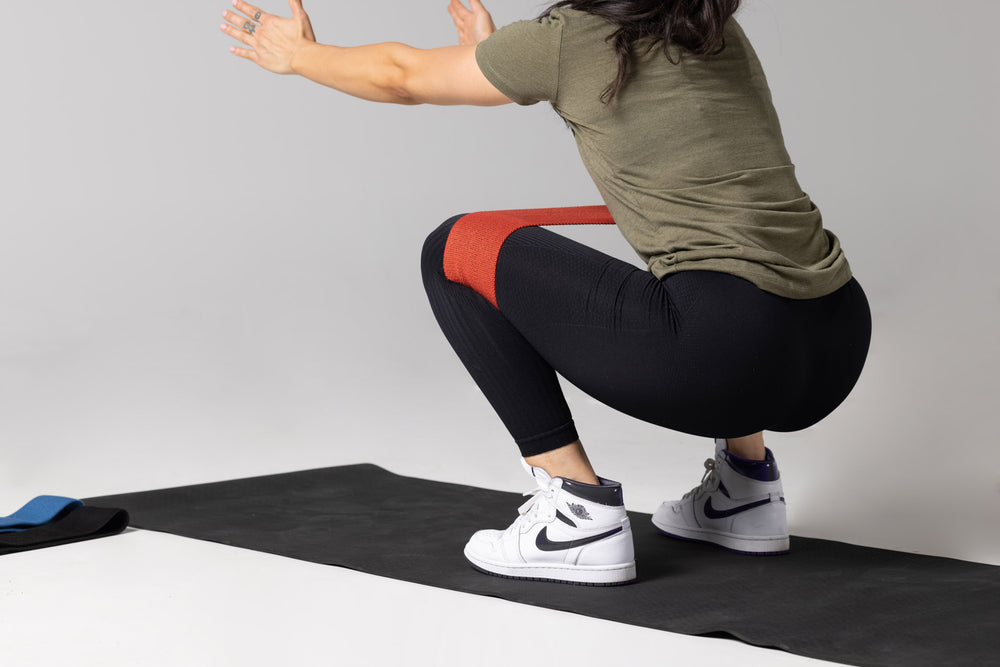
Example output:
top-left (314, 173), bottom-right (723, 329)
top-left (421, 214), bottom-right (872, 457)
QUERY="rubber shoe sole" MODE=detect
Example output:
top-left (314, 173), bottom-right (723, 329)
top-left (463, 544), bottom-right (637, 586)
top-left (651, 514), bottom-right (789, 555)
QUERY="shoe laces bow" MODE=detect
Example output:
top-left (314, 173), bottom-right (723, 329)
top-left (681, 457), bottom-right (720, 501)
top-left (515, 475), bottom-right (560, 527)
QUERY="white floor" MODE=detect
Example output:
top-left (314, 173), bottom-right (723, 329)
top-left (3, 370), bottom-right (997, 666)
top-left (3, 380), bottom-right (997, 666)
top-left (5, 528), bottom-right (844, 667)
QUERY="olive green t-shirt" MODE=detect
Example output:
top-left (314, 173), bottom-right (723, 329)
top-left (475, 8), bottom-right (852, 299)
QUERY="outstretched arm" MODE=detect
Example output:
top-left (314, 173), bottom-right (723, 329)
top-left (221, 0), bottom-right (511, 106)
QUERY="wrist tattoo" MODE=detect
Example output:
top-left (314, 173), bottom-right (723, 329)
top-left (243, 21), bottom-right (256, 35)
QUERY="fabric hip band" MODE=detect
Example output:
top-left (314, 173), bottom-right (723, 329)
top-left (442, 206), bottom-right (616, 308)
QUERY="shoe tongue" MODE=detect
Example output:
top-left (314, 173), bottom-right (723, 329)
top-left (520, 459), bottom-right (554, 486)
top-left (530, 467), bottom-right (554, 487)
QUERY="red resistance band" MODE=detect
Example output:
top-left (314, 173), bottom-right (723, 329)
top-left (442, 205), bottom-right (615, 309)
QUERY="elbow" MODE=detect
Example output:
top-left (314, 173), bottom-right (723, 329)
top-left (384, 43), bottom-right (424, 105)
top-left (392, 84), bottom-right (422, 106)
top-left (385, 68), bottom-right (418, 105)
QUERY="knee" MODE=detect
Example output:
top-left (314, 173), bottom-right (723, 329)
top-left (420, 214), bottom-right (465, 284)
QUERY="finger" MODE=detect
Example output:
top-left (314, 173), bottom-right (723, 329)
top-left (289, 0), bottom-right (305, 18)
top-left (447, 2), bottom-right (468, 24)
top-left (469, 0), bottom-right (486, 11)
top-left (222, 9), bottom-right (258, 29)
top-left (229, 45), bottom-right (259, 63)
top-left (232, 0), bottom-right (265, 22)
top-left (220, 22), bottom-right (255, 46)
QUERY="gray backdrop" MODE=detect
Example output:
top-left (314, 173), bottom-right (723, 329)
top-left (2, 0), bottom-right (997, 564)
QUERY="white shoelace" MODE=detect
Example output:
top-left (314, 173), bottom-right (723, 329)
top-left (507, 477), bottom-right (559, 534)
top-left (681, 457), bottom-right (721, 501)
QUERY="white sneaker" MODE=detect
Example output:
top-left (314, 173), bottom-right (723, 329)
top-left (652, 439), bottom-right (789, 555)
top-left (464, 463), bottom-right (636, 586)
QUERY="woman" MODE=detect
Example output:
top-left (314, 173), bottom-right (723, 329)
top-left (221, 0), bottom-right (872, 586)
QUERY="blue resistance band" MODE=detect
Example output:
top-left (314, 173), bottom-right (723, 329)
top-left (0, 496), bottom-right (83, 533)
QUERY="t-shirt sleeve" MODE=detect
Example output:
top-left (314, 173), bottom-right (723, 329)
top-left (475, 12), bottom-right (565, 106)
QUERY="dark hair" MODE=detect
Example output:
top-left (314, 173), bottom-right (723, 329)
top-left (539, 0), bottom-right (741, 103)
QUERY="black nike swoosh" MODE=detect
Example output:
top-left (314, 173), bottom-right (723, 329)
top-left (703, 496), bottom-right (772, 519)
top-left (535, 526), bottom-right (623, 552)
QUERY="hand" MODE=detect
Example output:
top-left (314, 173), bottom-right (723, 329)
top-left (222, 0), bottom-right (316, 74)
top-left (447, 0), bottom-right (496, 46)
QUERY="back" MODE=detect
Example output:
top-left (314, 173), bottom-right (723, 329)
top-left (476, 8), bottom-right (852, 299)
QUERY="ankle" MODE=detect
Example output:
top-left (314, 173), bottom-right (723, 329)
top-left (524, 441), bottom-right (600, 485)
top-left (724, 433), bottom-right (766, 461)
top-left (534, 464), bottom-right (600, 486)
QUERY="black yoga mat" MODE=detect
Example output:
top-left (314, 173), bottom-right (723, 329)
top-left (86, 464), bottom-right (998, 666)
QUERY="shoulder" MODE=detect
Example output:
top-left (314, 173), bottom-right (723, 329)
top-left (542, 7), bottom-right (614, 34)
top-left (541, 7), bottom-right (618, 53)
top-left (492, 7), bottom-right (607, 38)
top-left (475, 9), bottom-right (587, 63)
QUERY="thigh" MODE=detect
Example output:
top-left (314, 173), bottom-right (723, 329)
top-left (772, 277), bottom-right (873, 431)
top-left (494, 227), bottom-right (790, 437)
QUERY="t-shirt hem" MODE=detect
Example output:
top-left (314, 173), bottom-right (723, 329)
top-left (651, 258), bottom-right (855, 300)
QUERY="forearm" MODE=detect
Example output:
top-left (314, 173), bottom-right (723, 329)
top-left (290, 41), bottom-right (418, 105)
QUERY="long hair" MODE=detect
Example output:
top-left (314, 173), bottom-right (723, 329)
top-left (539, 0), bottom-right (741, 103)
